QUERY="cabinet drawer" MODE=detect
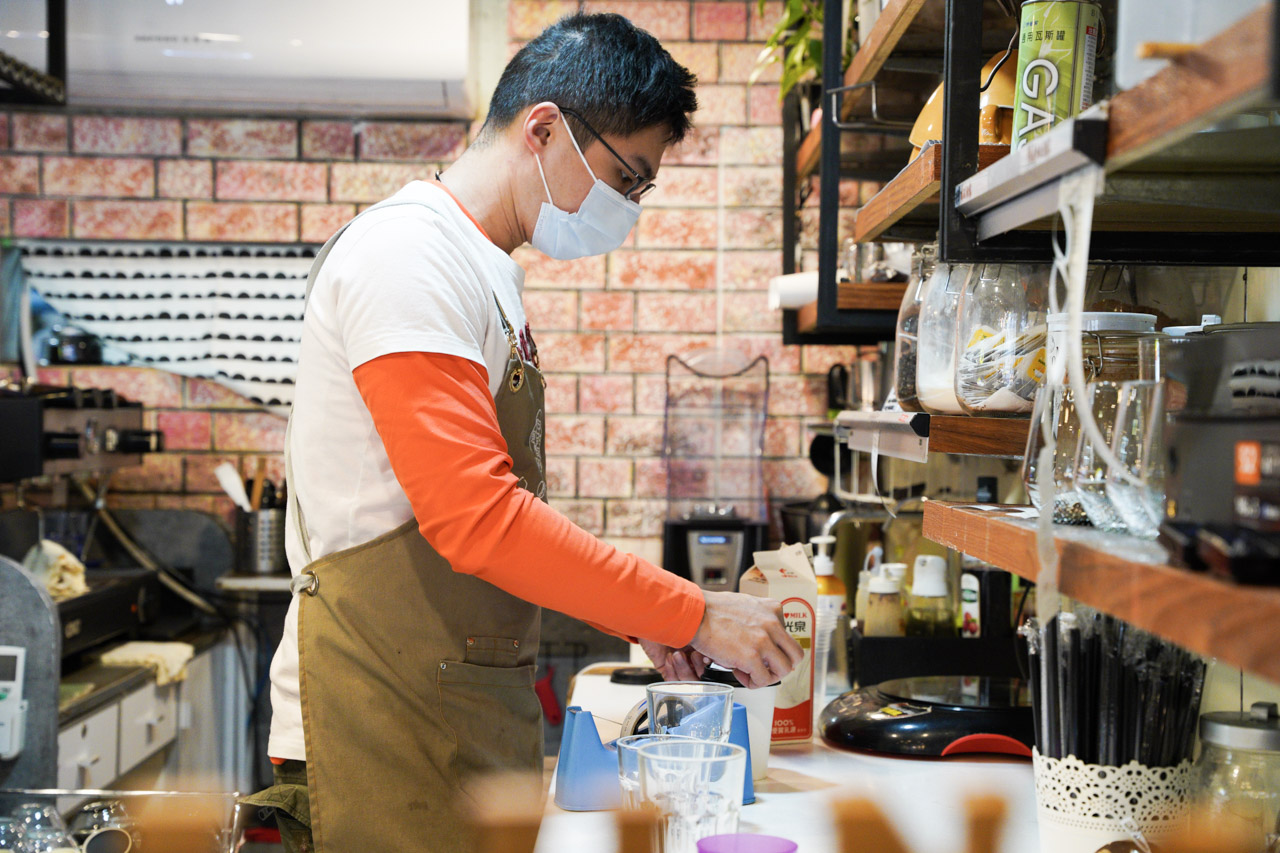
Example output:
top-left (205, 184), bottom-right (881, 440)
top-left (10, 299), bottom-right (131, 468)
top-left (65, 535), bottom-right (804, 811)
top-left (118, 682), bottom-right (178, 773)
top-left (57, 704), bottom-right (120, 789)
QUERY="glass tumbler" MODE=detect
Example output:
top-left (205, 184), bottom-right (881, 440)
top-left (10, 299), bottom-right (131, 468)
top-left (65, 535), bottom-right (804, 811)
top-left (17, 828), bottom-right (80, 853)
top-left (0, 819), bottom-right (21, 851)
top-left (1072, 381), bottom-right (1129, 532)
top-left (647, 682), bottom-right (734, 741)
top-left (1105, 380), bottom-right (1167, 539)
top-left (616, 733), bottom-right (698, 809)
top-left (638, 739), bottom-right (747, 853)
top-left (13, 804), bottom-right (68, 837)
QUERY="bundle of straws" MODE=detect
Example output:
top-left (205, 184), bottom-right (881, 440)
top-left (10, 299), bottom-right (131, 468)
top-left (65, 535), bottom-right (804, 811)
top-left (1020, 607), bottom-right (1207, 766)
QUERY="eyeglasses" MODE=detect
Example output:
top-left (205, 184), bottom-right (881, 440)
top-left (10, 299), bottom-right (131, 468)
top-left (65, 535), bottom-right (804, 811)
top-left (560, 107), bottom-right (657, 202)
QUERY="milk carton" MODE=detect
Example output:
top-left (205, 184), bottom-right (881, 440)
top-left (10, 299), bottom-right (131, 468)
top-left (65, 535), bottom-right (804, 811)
top-left (739, 543), bottom-right (817, 743)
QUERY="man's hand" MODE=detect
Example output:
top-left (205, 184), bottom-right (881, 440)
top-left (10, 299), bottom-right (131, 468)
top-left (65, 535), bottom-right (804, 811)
top-left (688, 591), bottom-right (804, 689)
top-left (638, 639), bottom-right (710, 682)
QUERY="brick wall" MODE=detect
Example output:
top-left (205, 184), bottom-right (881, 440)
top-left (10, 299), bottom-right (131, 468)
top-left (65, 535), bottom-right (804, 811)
top-left (1, 1), bottom-right (866, 561)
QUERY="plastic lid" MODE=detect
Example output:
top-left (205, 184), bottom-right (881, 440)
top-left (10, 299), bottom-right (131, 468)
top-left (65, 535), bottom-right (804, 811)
top-left (610, 667), bottom-right (664, 686)
top-left (697, 835), bottom-right (798, 853)
top-left (868, 566), bottom-right (900, 595)
top-left (912, 555), bottom-right (949, 597)
top-left (1200, 702), bottom-right (1280, 752)
top-left (1047, 312), bottom-right (1157, 334)
top-left (810, 535), bottom-right (836, 576)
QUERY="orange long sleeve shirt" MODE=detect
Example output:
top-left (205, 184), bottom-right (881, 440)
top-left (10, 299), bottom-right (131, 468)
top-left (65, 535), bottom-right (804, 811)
top-left (352, 350), bottom-right (706, 648)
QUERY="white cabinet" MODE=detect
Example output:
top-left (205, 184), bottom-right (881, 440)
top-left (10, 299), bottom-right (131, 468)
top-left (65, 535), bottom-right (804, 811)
top-left (117, 681), bottom-right (178, 774)
top-left (56, 704), bottom-right (119, 789)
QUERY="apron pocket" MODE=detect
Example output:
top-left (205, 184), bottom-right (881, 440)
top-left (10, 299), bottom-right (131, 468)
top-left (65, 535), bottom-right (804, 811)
top-left (463, 635), bottom-right (523, 667)
top-left (436, 660), bottom-right (542, 792)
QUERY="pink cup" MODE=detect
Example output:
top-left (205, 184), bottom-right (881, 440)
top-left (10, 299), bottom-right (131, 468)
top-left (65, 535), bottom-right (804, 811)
top-left (696, 834), bottom-right (798, 853)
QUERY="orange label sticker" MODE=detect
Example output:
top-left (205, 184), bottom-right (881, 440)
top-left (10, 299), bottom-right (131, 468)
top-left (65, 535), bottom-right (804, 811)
top-left (1236, 441), bottom-right (1263, 486)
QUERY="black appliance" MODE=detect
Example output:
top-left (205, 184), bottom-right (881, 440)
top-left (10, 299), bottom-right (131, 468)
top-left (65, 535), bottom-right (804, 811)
top-left (662, 515), bottom-right (768, 591)
top-left (58, 569), bottom-right (158, 661)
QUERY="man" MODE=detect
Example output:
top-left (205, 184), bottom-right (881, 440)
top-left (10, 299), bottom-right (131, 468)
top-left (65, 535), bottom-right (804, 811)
top-left (248, 13), bottom-right (804, 853)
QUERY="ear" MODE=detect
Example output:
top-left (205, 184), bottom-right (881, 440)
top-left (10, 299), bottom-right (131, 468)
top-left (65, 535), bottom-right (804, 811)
top-left (521, 102), bottom-right (562, 156)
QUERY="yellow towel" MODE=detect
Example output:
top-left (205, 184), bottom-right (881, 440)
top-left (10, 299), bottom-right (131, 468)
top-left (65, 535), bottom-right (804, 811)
top-left (101, 641), bottom-right (196, 685)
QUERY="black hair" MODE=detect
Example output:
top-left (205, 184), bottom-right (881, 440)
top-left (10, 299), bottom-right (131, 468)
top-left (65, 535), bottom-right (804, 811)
top-left (480, 12), bottom-right (698, 146)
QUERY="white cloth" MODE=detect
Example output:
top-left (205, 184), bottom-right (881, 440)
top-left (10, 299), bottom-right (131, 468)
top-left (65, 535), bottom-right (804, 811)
top-left (267, 181), bottom-right (528, 761)
top-left (101, 641), bottom-right (195, 686)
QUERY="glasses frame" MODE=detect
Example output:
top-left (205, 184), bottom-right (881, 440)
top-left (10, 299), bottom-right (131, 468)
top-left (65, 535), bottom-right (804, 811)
top-left (559, 107), bottom-right (657, 202)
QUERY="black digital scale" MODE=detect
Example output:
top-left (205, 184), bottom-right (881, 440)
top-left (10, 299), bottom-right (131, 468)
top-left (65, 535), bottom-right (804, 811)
top-left (820, 675), bottom-right (1034, 758)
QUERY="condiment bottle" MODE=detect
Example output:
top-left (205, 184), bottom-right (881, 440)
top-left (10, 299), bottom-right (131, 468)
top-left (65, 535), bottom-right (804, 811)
top-left (906, 555), bottom-right (957, 638)
top-left (810, 536), bottom-right (849, 717)
top-left (854, 544), bottom-right (883, 627)
top-left (863, 566), bottom-right (905, 638)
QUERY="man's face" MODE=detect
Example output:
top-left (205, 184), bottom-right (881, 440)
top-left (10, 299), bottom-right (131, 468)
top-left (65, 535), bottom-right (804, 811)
top-left (541, 119), bottom-right (669, 211)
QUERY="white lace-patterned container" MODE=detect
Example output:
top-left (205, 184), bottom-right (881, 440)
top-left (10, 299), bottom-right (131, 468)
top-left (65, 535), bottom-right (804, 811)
top-left (1033, 749), bottom-right (1193, 853)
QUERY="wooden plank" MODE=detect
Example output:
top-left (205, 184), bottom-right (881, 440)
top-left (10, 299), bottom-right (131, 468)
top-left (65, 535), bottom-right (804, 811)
top-left (837, 281), bottom-right (909, 311)
top-left (796, 299), bottom-right (820, 333)
top-left (854, 143), bottom-right (1008, 241)
top-left (922, 502), bottom-right (1280, 683)
top-left (1106, 5), bottom-right (1272, 171)
top-left (929, 415), bottom-right (1028, 456)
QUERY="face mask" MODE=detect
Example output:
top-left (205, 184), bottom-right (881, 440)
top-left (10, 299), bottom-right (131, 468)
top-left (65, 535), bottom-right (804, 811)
top-left (529, 112), bottom-right (642, 260)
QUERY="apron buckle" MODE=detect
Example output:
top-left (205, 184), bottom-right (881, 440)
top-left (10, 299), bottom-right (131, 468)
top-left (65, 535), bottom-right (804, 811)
top-left (509, 367), bottom-right (525, 392)
top-left (291, 571), bottom-right (320, 597)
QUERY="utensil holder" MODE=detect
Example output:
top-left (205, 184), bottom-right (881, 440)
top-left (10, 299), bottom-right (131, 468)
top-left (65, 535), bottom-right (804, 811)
top-left (236, 509), bottom-right (285, 575)
top-left (1032, 748), bottom-right (1192, 853)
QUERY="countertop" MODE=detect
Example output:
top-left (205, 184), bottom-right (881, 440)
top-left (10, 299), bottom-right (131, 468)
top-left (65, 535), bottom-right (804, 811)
top-left (534, 740), bottom-right (1040, 852)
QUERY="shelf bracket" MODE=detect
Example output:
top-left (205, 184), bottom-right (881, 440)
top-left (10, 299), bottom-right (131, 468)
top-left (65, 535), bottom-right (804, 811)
top-left (834, 411), bottom-right (930, 463)
top-left (828, 80), bottom-right (916, 135)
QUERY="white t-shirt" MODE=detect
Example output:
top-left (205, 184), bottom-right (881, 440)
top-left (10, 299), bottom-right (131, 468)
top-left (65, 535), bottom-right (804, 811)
top-left (267, 181), bottom-right (529, 761)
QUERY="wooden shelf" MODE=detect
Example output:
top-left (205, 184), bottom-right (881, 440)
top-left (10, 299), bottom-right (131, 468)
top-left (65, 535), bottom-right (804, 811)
top-left (834, 410), bottom-right (1029, 459)
top-left (795, 280), bottom-right (910, 333)
top-left (922, 502), bottom-right (1280, 683)
top-left (929, 415), bottom-right (1028, 456)
top-left (854, 142), bottom-right (1009, 241)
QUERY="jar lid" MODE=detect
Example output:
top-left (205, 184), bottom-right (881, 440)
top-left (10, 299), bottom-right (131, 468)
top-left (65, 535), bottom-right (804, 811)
top-left (868, 566), bottom-right (901, 595)
top-left (1047, 312), bottom-right (1157, 334)
top-left (912, 555), bottom-right (948, 597)
top-left (1199, 702), bottom-right (1280, 752)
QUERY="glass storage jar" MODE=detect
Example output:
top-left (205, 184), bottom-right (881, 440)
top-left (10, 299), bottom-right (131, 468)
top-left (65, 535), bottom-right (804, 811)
top-left (916, 261), bottom-right (972, 415)
top-left (955, 263), bottom-right (1050, 416)
top-left (1193, 702), bottom-right (1280, 850)
top-left (893, 245), bottom-right (936, 413)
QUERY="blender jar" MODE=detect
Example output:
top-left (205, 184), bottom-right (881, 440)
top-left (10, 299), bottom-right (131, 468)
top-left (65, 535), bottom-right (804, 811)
top-left (1193, 702), bottom-right (1280, 850)
top-left (955, 263), bottom-right (1050, 416)
top-left (917, 261), bottom-right (972, 414)
top-left (894, 245), bottom-right (935, 413)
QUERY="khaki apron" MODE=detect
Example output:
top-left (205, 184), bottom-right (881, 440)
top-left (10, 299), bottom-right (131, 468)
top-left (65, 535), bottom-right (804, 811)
top-left (277, 198), bottom-right (547, 853)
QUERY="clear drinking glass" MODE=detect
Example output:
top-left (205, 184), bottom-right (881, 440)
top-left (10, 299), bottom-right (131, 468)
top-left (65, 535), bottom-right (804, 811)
top-left (616, 733), bottom-right (698, 809)
top-left (13, 805), bottom-right (68, 837)
top-left (647, 682), bottom-right (734, 742)
top-left (0, 819), bottom-right (21, 851)
top-left (1105, 380), bottom-right (1167, 539)
top-left (16, 828), bottom-right (79, 853)
top-left (638, 740), bottom-right (747, 853)
top-left (1072, 381), bottom-right (1129, 532)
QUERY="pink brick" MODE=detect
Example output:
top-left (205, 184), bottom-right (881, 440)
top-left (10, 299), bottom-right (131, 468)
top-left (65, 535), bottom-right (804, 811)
top-left (611, 250), bottom-right (716, 291)
top-left (764, 458), bottom-right (826, 499)
top-left (0, 201), bottom-right (8, 237)
top-left (186, 202), bottom-right (298, 242)
top-left (748, 85), bottom-right (783, 125)
top-left (764, 418), bottom-right (802, 457)
top-left (546, 456), bottom-right (577, 498)
top-left (301, 203), bottom-right (355, 243)
top-left (581, 292), bottom-right (634, 331)
top-left (693, 85), bottom-right (747, 126)
top-left (184, 454), bottom-right (243, 494)
top-left (606, 416), bottom-right (665, 456)
top-left (156, 411), bottom-right (212, 451)
top-left (722, 334), bottom-right (801, 373)
top-left (608, 333), bottom-right (709, 373)
top-left (663, 127), bottom-right (720, 166)
top-left (0, 114), bottom-right (8, 149)
top-left (583, 2), bottom-right (691, 40)
top-left (694, 2), bottom-right (748, 40)
top-left (358, 122), bottom-right (467, 162)
top-left (543, 374), bottom-right (578, 414)
top-left (749, 1), bottom-right (785, 40)
top-left (720, 126), bottom-right (782, 165)
top-left (634, 459), bottom-right (668, 498)
top-left (579, 457), bottom-right (634, 498)
top-left (112, 455), bottom-right (183, 493)
top-left (72, 117), bottom-right (182, 155)
top-left (637, 292), bottom-right (717, 333)
top-left (801, 345), bottom-right (863, 374)
top-left (514, 248), bottom-right (607, 290)
top-left (723, 290), bottom-right (779, 333)
top-left (723, 250), bottom-right (781, 290)
top-left (302, 121), bottom-right (355, 160)
top-left (72, 200), bottom-right (182, 240)
top-left (535, 332), bottom-right (606, 372)
top-left (0, 155), bottom-right (39, 194)
top-left (216, 161), bottom-right (327, 201)
top-left (604, 499), bottom-right (665, 537)
top-left (636, 209), bottom-right (718, 249)
top-left (508, 0), bottom-right (580, 40)
top-left (330, 163), bottom-right (428, 203)
top-left (769, 375), bottom-right (826, 416)
top-left (580, 375), bottom-right (634, 414)
top-left (721, 166), bottom-right (780, 207)
top-left (213, 411), bottom-right (287, 452)
top-left (547, 415), bottom-right (606, 455)
top-left (665, 42), bottom-right (719, 84)
top-left (636, 375), bottom-right (667, 415)
top-left (646, 165), bottom-right (717, 207)
top-left (12, 113), bottom-right (67, 152)
top-left (725, 209), bottom-right (781, 248)
top-left (550, 499), bottom-right (605, 535)
top-left (158, 160), bottom-right (213, 199)
top-left (70, 366), bottom-right (184, 407)
top-left (523, 290), bottom-right (579, 331)
top-left (43, 156), bottom-right (154, 198)
top-left (188, 119), bottom-right (297, 159)
top-left (186, 377), bottom-right (257, 409)
top-left (721, 43), bottom-right (778, 84)
top-left (35, 367), bottom-right (69, 385)
top-left (12, 200), bottom-right (67, 238)
top-left (106, 494), bottom-right (158, 510)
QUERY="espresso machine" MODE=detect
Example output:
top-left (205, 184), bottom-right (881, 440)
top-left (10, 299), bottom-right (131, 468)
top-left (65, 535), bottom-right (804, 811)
top-left (660, 351), bottom-right (769, 591)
